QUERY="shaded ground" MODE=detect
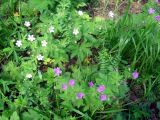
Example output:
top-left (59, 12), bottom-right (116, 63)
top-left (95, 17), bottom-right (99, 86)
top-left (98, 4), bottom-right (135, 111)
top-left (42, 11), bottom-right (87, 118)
top-left (87, 0), bottom-right (149, 19)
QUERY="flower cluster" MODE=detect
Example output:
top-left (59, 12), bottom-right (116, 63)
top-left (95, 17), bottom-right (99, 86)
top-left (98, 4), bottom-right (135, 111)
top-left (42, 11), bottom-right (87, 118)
top-left (97, 85), bottom-right (107, 101)
top-left (15, 21), bottom-right (55, 63)
top-left (60, 79), bottom-right (108, 101)
top-left (15, 20), bottom-right (82, 70)
top-left (61, 79), bottom-right (75, 90)
top-left (147, 7), bottom-right (160, 21)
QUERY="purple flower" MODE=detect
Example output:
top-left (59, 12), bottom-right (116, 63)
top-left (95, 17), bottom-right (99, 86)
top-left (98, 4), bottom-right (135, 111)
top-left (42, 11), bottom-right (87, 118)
top-left (155, 15), bottom-right (160, 21)
top-left (100, 94), bottom-right (107, 101)
top-left (148, 8), bottom-right (155, 14)
top-left (69, 79), bottom-right (75, 86)
top-left (76, 92), bottom-right (84, 99)
top-left (97, 85), bottom-right (105, 93)
top-left (88, 81), bottom-right (94, 87)
top-left (53, 67), bottom-right (62, 76)
top-left (61, 84), bottom-right (67, 90)
top-left (156, 0), bottom-right (160, 3)
top-left (132, 71), bottom-right (139, 79)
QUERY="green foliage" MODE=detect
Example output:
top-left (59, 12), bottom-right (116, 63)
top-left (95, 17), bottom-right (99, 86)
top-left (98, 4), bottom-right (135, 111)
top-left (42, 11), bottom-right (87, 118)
top-left (10, 111), bottom-right (20, 120)
top-left (0, 0), bottom-right (160, 120)
top-left (28, 0), bottom-right (52, 12)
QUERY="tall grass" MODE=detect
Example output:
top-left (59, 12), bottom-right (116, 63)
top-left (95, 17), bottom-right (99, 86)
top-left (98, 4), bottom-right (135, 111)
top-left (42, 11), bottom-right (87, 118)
top-left (102, 11), bottom-right (160, 72)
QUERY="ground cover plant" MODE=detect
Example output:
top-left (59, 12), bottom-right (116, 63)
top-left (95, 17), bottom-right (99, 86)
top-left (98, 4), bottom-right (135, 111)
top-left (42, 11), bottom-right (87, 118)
top-left (0, 0), bottom-right (160, 119)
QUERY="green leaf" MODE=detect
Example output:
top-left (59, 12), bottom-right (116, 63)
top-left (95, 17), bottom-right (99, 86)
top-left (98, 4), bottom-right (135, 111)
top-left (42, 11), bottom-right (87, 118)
top-left (0, 100), bottom-right (4, 110)
top-left (28, 0), bottom-right (51, 12)
top-left (157, 102), bottom-right (160, 110)
top-left (22, 109), bottom-right (49, 120)
top-left (0, 116), bottom-right (8, 120)
top-left (10, 111), bottom-right (20, 120)
top-left (71, 109), bottom-right (92, 120)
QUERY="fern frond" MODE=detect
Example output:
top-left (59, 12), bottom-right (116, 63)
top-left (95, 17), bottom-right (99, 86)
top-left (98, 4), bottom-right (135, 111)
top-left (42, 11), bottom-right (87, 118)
top-left (98, 49), bottom-right (109, 73)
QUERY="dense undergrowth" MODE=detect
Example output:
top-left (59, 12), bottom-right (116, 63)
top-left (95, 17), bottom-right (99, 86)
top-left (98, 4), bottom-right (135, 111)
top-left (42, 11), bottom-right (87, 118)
top-left (0, 0), bottom-right (160, 120)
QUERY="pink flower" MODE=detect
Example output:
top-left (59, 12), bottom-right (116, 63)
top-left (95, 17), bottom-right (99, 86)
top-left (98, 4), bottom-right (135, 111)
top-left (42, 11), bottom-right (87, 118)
top-left (132, 71), bottom-right (139, 79)
top-left (53, 67), bottom-right (62, 76)
top-left (88, 81), bottom-right (94, 87)
top-left (148, 8), bottom-right (155, 14)
top-left (76, 92), bottom-right (84, 99)
top-left (100, 94), bottom-right (107, 101)
top-left (155, 15), bottom-right (160, 21)
top-left (97, 85), bottom-right (105, 93)
top-left (61, 84), bottom-right (67, 90)
top-left (156, 0), bottom-right (160, 3)
top-left (69, 79), bottom-right (75, 86)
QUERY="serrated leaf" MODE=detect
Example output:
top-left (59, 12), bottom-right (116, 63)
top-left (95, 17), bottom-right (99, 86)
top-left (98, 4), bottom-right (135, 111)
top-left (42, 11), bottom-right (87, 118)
top-left (10, 111), bottom-right (20, 120)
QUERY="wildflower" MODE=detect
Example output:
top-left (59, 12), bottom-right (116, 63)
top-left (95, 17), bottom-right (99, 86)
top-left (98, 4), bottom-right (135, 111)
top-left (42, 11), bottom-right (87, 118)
top-left (108, 11), bottom-right (114, 18)
top-left (78, 10), bottom-right (83, 16)
top-left (88, 81), bottom-right (94, 87)
top-left (97, 85), bottom-right (105, 93)
top-left (156, 0), bottom-right (160, 3)
top-left (26, 73), bottom-right (32, 79)
top-left (100, 94), bottom-right (107, 101)
top-left (62, 84), bottom-right (68, 90)
top-left (41, 40), bottom-right (47, 47)
top-left (28, 34), bottom-right (35, 41)
top-left (15, 40), bottom-right (22, 47)
top-left (148, 8), bottom-right (155, 14)
top-left (76, 92), bottom-right (84, 99)
top-left (132, 71), bottom-right (139, 79)
top-left (48, 26), bottom-right (54, 33)
top-left (53, 67), bottom-right (62, 76)
top-left (73, 28), bottom-right (79, 35)
top-left (37, 54), bottom-right (44, 61)
top-left (24, 21), bottom-right (31, 27)
top-left (69, 79), bottom-right (75, 86)
top-left (155, 15), bottom-right (160, 21)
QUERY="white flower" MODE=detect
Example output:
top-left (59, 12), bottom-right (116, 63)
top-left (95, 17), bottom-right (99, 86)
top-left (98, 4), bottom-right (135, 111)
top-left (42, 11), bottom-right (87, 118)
top-left (41, 40), bottom-right (47, 47)
top-left (15, 40), bottom-right (22, 47)
top-left (37, 54), bottom-right (44, 61)
top-left (48, 26), bottom-right (54, 33)
top-left (108, 11), bottom-right (114, 18)
top-left (24, 21), bottom-right (31, 27)
top-left (28, 34), bottom-right (35, 41)
top-left (26, 73), bottom-right (32, 79)
top-left (73, 28), bottom-right (79, 35)
top-left (78, 10), bottom-right (83, 16)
